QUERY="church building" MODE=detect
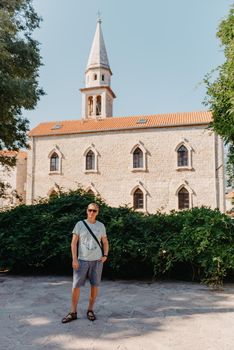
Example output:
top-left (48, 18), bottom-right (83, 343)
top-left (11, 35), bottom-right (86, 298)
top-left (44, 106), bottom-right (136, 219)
top-left (26, 19), bottom-right (225, 213)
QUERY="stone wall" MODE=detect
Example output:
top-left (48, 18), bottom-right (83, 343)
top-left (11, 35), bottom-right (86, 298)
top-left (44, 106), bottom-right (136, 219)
top-left (0, 152), bottom-right (27, 208)
top-left (26, 125), bottom-right (225, 213)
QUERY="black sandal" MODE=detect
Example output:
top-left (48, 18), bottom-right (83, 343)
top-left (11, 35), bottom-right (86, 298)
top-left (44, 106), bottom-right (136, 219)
top-left (61, 312), bottom-right (77, 323)
top-left (87, 310), bottom-right (96, 321)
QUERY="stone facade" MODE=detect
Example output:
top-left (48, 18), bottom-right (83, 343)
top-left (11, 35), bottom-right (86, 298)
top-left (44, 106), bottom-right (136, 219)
top-left (26, 124), bottom-right (225, 213)
top-left (0, 151), bottom-right (27, 209)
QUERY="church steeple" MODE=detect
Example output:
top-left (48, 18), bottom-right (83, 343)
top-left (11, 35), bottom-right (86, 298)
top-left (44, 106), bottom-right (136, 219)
top-left (86, 17), bottom-right (110, 72)
top-left (80, 18), bottom-right (116, 120)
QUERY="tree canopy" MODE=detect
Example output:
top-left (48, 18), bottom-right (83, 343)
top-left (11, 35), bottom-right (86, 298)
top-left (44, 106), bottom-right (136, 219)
top-left (204, 5), bottom-right (234, 184)
top-left (0, 0), bottom-right (44, 160)
top-left (0, 0), bottom-right (44, 194)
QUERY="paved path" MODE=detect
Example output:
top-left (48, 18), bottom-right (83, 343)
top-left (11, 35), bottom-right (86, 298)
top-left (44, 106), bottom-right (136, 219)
top-left (0, 275), bottom-right (234, 350)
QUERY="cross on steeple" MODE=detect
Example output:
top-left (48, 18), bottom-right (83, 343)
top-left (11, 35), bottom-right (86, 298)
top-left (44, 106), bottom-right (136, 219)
top-left (97, 10), bottom-right (102, 23)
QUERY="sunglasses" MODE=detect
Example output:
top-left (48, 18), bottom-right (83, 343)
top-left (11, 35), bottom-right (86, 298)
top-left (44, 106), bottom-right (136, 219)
top-left (88, 209), bottom-right (98, 213)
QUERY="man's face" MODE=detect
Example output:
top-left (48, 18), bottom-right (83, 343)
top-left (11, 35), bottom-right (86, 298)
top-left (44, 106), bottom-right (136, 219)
top-left (87, 205), bottom-right (99, 220)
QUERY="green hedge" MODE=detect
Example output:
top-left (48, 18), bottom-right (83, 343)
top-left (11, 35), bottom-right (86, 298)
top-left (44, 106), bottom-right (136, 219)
top-left (0, 189), bottom-right (234, 287)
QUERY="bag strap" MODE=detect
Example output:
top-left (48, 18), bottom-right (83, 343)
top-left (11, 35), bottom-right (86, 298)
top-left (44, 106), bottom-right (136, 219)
top-left (82, 220), bottom-right (104, 256)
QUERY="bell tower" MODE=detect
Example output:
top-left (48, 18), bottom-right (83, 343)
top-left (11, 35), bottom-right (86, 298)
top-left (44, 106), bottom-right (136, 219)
top-left (80, 17), bottom-right (116, 119)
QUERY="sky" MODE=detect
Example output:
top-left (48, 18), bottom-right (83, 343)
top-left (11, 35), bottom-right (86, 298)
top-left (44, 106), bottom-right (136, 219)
top-left (25, 0), bottom-right (234, 129)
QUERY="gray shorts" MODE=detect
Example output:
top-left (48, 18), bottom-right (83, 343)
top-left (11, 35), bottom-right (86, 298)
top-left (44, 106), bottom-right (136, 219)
top-left (73, 259), bottom-right (103, 288)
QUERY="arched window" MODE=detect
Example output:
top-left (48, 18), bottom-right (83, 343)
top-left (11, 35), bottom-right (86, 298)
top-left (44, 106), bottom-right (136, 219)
top-left (87, 189), bottom-right (94, 195)
top-left (50, 152), bottom-right (59, 172)
top-left (133, 188), bottom-right (144, 209)
top-left (88, 96), bottom-right (93, 116)
top-left (177, 145), bottom-right (188, 167)
top-left (133, 147), bottom-right (143, 168)
top-left (96, 95), bottom-right (102, 115)
top-left (102, 74), bottom-right (105, 81)
top-left (86, 150), bottom-right (95, 170)
top-left (94, 74), bottom-right (97, 80)
top-left (83, 146), bottom-right (99, 173)
top-left (49, 190), bottom-right (58, 198)
top-left (178, 187), bottom-right (189, 209)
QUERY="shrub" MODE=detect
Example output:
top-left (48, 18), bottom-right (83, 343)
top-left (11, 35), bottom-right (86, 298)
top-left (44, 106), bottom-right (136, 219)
top-left (0, 189), bottom-right (233, 287)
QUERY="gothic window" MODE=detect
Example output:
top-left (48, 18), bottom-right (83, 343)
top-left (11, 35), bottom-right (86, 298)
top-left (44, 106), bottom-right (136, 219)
top-left (133, 188), bottom-right (144, 209)
top-left (49, 190), bottom-right (58, 198)
top-left (86, 150), bottom-right (95, 170)
top-left (96, 95), bottom-right (102, 115)
top-left (178, 187), bottom-right (189, 209)
top-left (84, 146), bottom-right (99, 173)
top-left (177, 145), bottom-right (188, 166)
top-left (88, 96), bottom-right (93, 116)
top-left (175, 141), bottom-right (193, 170)
top-left (133, 147), bottom-right (143, 168)
top-left (87, 189), bottom-right (94, 195)
top-left (50, 152), bottom-right (59, 172)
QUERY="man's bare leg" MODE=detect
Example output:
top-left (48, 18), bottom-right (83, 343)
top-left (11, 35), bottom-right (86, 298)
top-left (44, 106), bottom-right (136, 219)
top-left (61, 287), bottom-right (80, 323)
top-left (87, 286), bottom-right (98, 320)
top-left (71, 287), bottom-right (80, 313)
top-left (88, 285), bottom-right (98, 310)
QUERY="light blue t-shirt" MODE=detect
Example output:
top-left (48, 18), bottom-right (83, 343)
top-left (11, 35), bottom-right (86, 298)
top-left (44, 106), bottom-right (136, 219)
top-left (72, 220), bottom-right (106, 261)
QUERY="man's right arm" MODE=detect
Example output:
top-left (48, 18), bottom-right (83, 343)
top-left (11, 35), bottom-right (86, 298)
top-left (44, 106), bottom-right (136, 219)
top-left (71, 234), bottom-right (79, 270)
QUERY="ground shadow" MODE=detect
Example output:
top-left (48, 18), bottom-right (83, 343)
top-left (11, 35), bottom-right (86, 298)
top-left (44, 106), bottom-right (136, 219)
top-left (0, 275), bottom-right (234, 350)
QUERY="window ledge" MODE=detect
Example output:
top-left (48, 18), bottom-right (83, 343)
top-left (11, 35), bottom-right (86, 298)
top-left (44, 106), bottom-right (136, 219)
top-left (49, 171), bottom-right (61, 175)
top-left (178, 207), bottom-right (192, 211)
top-left (131, 168), bottom-right (147, 173)
top-left (84, 170), bottom-right (98, 174)
top-left (134, 208), bottom-right (146, 212)
top-left (176, 166), bottom-right (193, 171)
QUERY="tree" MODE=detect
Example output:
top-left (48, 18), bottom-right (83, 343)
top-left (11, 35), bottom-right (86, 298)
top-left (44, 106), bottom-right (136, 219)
top-left (0, 0), bottom-right (44, 194)
top-left (204, 5), bottom-right (234, 185)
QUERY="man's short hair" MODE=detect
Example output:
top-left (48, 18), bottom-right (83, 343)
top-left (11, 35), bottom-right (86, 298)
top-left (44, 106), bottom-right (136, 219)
top-left (87, 203), bottom-right (99, 211)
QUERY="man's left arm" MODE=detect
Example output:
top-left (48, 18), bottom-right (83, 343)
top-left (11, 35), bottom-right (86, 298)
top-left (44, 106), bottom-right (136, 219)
top-left (100, 236), bottom-right (109, 263)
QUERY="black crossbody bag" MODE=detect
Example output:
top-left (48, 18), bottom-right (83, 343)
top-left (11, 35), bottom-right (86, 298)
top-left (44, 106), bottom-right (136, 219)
top-left (82, 220), bottom-right (104, 256)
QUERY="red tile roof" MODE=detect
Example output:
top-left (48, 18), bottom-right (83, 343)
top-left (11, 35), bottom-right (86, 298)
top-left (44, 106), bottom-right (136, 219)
top-left (17, 151), bottom-right (27, 159)
top-left (28, 111), bottom-right (212, 137)
top-left (226, 191), bottom-right (234, 199)
top-left (0, 151), bottom-right (27, 158)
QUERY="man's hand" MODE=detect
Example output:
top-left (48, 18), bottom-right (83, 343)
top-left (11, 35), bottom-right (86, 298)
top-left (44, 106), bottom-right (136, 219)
top-left (72, 259), bottom-right (79, 270)
top-left (99, 256), bottom-right (108, 263)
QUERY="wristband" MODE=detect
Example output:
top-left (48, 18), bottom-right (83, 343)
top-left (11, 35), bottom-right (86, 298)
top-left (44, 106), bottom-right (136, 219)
top-left (103, 255), bottom-right (108, 258)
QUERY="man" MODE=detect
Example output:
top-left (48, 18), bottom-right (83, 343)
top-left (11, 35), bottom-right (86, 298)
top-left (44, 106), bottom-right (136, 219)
top-left (62, 203), bottom-right (109, 323)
